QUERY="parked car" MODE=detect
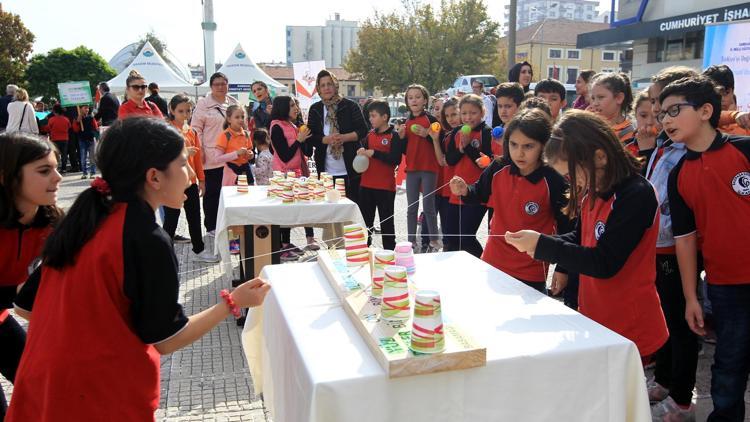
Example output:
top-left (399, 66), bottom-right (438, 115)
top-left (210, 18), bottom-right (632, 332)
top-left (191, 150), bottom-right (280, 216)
top-left (446, 75), bottom-right (499, 96)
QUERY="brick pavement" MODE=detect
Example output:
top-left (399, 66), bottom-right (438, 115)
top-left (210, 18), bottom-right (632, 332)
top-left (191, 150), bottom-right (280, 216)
top-left (2, 173), bottom-right (749, 421)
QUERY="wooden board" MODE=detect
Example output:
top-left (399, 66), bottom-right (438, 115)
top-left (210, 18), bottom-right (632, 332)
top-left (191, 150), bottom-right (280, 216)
top-left (317, 249), bottom-right (486, 378)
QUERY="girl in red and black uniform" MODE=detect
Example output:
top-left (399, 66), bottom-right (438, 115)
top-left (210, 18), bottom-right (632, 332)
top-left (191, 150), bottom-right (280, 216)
top-left (626, 91), bottom-right (658, 162)
top-left (436, 97), bottom-right (461, 252)
top-left (589, 72), bottom-right (635, 144)
top-left (398, 84), bottom-right (442, 252)
top-left (444, 94), bottom-right (493, 258)
top-left (357, 99), bottom-right (404, 250)
top-left (7, 117), bottom-right (270, 421)
top-left (0, 132), bottom-right (63, 420)
top-left (451, 109), bottom-right (570, 293)
top-left (505, 110), bottom-right (669, 359)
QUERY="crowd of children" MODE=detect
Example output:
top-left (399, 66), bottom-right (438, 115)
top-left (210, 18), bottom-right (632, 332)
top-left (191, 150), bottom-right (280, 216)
top-left (2, 61), bottom-right (750, 420)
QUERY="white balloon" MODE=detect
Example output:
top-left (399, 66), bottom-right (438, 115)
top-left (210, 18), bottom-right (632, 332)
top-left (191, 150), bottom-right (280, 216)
top-left (353, 155), bottom-right (370, 173)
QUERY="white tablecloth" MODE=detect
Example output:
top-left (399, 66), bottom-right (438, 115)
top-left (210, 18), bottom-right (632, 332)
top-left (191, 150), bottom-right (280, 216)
top-left (214, 186), bottom-right (362, 276)
top-left (241, 251), bottom-right (650, 422)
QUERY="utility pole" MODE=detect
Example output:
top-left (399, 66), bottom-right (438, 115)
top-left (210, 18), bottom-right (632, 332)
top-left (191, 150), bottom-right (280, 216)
top-left (508, 0), bottom-right (518, 69)
top-left (202, 0), bottom-right (217, 82)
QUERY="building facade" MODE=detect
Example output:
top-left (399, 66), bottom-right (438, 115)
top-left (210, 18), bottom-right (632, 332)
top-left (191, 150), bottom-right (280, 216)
top-left (505, 19), bottom-right (621, 85)
top-left (286, 14), bottom-right (359, 68)
top-left (502, 0), bottom-right (604, 35)
top-left (577, 0), bottom-right (750, 83)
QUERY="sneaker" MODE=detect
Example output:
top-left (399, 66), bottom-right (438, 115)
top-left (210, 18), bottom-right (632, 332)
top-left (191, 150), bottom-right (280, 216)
top-left (207, 230), bottom-right (216, 238)
top-left (192, 249), bottom-right (220, 263)
top-left (647, 379), bottom-right (670, 403)
top-left (429, 239), bottom-right (443, 251)
top-left (80, 174), bottom-right (88, 179)
top-left (280, 250), bottom-right (300, 262)
top-left (306, 237), bottom-right (321, 251)
top-left (287, 243), bottom-right (304, 255)
top-left (89, 173), bottom-right (95, 179)
top-left (229, 239), bottom-right (240, 255)
top-left (650, 396), bottom-right (695, 422)
top-left (373, 224), bottom-right (381, 233)
top-left (173, 235), bottom-right (191, 244)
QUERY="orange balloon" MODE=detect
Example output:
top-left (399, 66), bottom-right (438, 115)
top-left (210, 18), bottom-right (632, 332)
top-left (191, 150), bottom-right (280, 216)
top-left (300, 124), bottom-right (308, 132)
top-left (476, 155), bottom-right (491, 169)
top-left (430, 122), bottom-right (441, 132)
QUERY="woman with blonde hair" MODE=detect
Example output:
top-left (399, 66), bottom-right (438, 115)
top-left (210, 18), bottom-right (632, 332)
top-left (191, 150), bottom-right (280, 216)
top-left (5, 88), bottom-right (38, 134)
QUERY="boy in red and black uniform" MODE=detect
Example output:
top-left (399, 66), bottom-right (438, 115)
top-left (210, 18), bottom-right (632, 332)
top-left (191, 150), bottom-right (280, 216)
top-left (44, 104), bottom-right (71, 173)
top-left (357, 100), bottom-right (403, 251)
top-left (665, 76), bottom-right (750, 421)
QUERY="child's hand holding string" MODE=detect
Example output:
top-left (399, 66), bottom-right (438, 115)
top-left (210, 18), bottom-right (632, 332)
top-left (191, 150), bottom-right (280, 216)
top-left (449, 176), bottom-right (468, 196)
top-left (504, 230), bottom-right (541, 257)
top-left (231, 277), bottom-right (271, 308)
top-left (549, 272), bottom-right (568, 296)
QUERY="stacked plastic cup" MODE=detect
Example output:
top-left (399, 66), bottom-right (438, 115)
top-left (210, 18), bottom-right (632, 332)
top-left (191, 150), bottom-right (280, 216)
top-left (371, 249), bottom-right (395, 298)
top-left (410, 290), bottom-right (445, 353)
top-left (394, 241), bottom-right (416, 275)
top-left (381, 265), bottom-right (410, 322)
top-left (343, 224), bottom-right (369, 266)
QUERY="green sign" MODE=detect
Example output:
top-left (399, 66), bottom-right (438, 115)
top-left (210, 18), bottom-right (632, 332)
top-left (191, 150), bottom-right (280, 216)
top-left (57, 81), bottom-right (92, 107)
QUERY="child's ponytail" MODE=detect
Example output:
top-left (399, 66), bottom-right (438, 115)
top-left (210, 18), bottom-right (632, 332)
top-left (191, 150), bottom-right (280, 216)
top-left (43, 117), bottom-right (184, 268)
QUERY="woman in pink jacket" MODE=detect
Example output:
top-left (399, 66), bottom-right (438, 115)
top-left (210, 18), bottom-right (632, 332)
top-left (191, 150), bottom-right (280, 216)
top-left (191, 72), bottom-right (239, 235)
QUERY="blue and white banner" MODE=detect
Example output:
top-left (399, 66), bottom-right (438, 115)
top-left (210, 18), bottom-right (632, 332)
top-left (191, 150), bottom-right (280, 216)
top-left (703, 20), bottom-right (750, 112)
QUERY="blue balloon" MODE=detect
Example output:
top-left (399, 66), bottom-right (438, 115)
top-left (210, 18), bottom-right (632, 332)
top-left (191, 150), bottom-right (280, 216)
top-left (492, 126), bottom-right (504, 138)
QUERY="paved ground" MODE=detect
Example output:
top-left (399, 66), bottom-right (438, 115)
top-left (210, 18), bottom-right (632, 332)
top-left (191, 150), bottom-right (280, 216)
top-left (2, 172), bottom-right (749, 421)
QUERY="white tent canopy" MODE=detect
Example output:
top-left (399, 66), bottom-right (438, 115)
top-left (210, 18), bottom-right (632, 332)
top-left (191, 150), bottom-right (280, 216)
top-left (107, 41), bottom-right (197, 95)
top-left (202, 43), bottom-right (287, 95)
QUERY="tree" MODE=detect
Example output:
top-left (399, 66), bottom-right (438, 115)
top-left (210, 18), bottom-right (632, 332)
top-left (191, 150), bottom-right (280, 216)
top-left (345, 0), bottom-right (500, 95)
top-left (133, 31), bottom-right (168, 58)
top-left (0, 4), bottom-right (35, 89)
top-left (25, 47), bottom-right (117, 102)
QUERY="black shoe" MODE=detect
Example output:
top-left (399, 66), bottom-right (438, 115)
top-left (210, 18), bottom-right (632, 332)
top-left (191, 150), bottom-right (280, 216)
top-left (173, 235), bottom-right (191, 243)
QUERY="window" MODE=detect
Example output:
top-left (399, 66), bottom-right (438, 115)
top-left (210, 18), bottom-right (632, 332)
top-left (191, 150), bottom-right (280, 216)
top-left (600, 68), bottom-right (615, 73)
top-left (647, 30), bottom-right (704, 63)
top-left (567, 49), bottom-right (581, 60)
top-left (461, 78), bottom-right (469, 86)
top-left (548, 48), bottom-right (562, 59)
top-left (602, 50), bottom-right (616, 61)
top-left (547, 65), bottom-right (561, 80)
top-left (347, 85), bottom-right (356, 97)
top-left (566, 67), bottom-right (579, 84)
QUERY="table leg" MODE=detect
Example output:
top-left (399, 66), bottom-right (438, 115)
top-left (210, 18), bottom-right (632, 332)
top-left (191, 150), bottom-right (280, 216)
top-left (241, 225), bottom-right (281, 281)
top-left (322, 223), bottom-right (345, 249)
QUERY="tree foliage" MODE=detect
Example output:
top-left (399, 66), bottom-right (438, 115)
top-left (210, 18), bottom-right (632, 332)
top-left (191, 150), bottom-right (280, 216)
top-left (345, 0), bottom-right (500, 95)
top-left (133, 31), bottom-right (168, 58)
top-left (25, 47), bottom-right (117, 102)
top-left (0, 4), bottom-right (35, 89)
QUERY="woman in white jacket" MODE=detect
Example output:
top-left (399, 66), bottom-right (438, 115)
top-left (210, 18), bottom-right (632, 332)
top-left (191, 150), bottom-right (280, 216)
top-left (5, 89), bottom-right (38, 134)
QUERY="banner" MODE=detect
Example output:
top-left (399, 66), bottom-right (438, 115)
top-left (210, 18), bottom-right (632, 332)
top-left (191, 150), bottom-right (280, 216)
top-left (293, 61), bottom-right (325, 118)
top-left (58, 81), bottom-right (92, 107)
top-left (703, 20), bottom-right (750, 112)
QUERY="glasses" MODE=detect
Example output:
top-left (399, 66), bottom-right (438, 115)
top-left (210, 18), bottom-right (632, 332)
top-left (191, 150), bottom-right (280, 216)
top-left (656, 102), bottom-right (697, 123)
top-left (128, 84), bottom-right (148, 90)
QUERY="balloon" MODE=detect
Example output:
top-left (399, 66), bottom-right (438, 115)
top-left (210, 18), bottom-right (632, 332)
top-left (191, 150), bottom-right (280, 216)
top-left (353, 154), bottom-right (370, 173)
top-left (461, 124), bottom-right (471, 134)
top-left (410, 124), bottom-right (421, 133)
top-left (492, 126), bottom-right (504, 138)
top-left (430, 122), bottom-right (441, 132)
top-left (300, 124), bottom-right (308, 133)
top-left (476, 154), bottom-right (491, 169)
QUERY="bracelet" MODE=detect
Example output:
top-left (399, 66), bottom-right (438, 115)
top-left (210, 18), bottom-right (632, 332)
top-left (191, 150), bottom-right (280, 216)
top-left (220, 289), bottom-right (241, 318)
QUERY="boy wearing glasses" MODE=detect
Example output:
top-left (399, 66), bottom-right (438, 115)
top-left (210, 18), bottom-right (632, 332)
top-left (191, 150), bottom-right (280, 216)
top-left (642, 67), bottom-right (702, 422)
top-left (666, 76), bottom-right (750, 422)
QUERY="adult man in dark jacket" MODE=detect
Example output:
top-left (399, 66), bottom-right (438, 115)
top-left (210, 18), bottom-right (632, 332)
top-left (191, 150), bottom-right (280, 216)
top-left (94, 82), bottom-right (120, 126)
top-left (145, 83), bottom-right (169, 116)
top-left (0, 84), bottom-right (18, 131)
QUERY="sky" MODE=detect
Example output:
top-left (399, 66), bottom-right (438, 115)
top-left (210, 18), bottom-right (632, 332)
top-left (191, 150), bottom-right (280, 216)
top-left (4, 0), bottom-right (612, 66)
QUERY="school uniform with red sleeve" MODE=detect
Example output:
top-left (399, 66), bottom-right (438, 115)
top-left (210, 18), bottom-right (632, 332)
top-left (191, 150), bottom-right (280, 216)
top-left (359, 126), bottom-right (404, 251)
top-left (534, 174), bottom-right (668, 357)
top-left (668, 133), bottom-right (750, 419)
top-left (463, 158), bottom-right (570, 292)
top-left (0, 210), bottom-right (53, 419)
top-left (444, 122), bottom-right (493, 258)
top-left (7, 199), bottom-right (189, 421)
top-left (438, 130), bottom-right (456, 251)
